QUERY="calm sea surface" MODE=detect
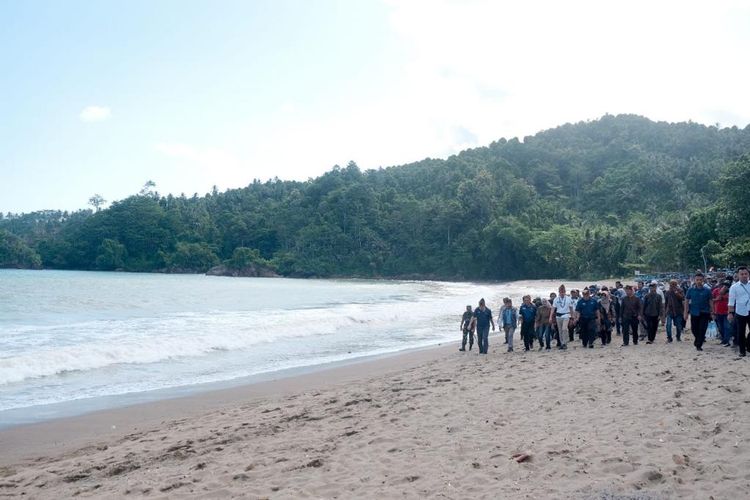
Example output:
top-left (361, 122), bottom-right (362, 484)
top-left (0, 270), bottom-right (547, 426)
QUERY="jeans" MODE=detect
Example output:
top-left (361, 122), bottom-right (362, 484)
top-left (579, 317), bottom-right (597, 347)
top-left (690, 313), bottom-right (711, 350)
top-left (645, 315), bottom-right (659, 342)
top-left (461, 328), bottom-right (475, 350)
top-left (555, 317), bottom-right (569, 347)
top-left (665, 314), bottom-right (683, 340)
top-left (537, 324), bottom-right (552, 348)
top-left (715, 314), bottom-right (731, 344)
top-left (503, 325), bottom-right (515, 350)
top-left (614, 302), bottom-right (622, 334)
top-left (622, 317), bottom-right (639, 345)
top-left (521, 321), bottom-right (535, 349)
top-left (477, 325), bottom-right (490, 354)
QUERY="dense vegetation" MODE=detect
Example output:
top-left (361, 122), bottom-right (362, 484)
top-left (3, 114), bottom-right (750, 280)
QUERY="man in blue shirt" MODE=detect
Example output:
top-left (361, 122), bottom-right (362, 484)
top-left (684, 272), bottom-right (713, 351)
top-left (518, 295), bottom-right (538, 352)
top-left (474, 298), bottom-right (496, 354)
top-left (575, 289), bottom-right (601, 348)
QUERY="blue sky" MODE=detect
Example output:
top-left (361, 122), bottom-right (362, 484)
top-left (2, 0), bottom-right (749, 213)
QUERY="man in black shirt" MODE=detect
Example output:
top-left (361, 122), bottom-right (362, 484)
top-left (642, 282), bottom-right (664, 344)
top-left (474, 298), bottom-right (496, 354)
top-left (620, 285), bottom-right (642, 346)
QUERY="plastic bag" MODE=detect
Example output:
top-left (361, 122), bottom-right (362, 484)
top-left (706, 320), bottom-right (718, 339)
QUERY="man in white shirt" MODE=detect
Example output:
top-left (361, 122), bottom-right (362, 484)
top-left (549, 284), bottom-right (575, 350)
top-left (728, 265), bottom-right (750, 358)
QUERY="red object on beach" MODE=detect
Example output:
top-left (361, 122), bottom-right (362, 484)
top-left (511, 453), bottom-right (531, 463)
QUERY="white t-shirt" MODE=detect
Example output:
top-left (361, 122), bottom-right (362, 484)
top-left (553, 295), bottom-right (574, 319)
top-left (729, 281), bottom-right (750, 316)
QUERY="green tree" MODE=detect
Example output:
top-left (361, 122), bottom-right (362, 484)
top-left (227, 247), bottom-right (267, 269)
top-left (88, 194), bottom-right (107, 212)
top-left (0, 230), bottom-right (42, 268)
top-left (95, 238), bottom-right (127, 270)
top-left (163, 242), bottom-right (220, 272)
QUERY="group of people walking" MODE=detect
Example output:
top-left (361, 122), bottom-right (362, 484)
top-left (459, 267), bottom-right (750, 357)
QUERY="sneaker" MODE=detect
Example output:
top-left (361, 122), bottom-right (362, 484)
top-left (696, 347), bottom-right (704, 351)
top-left (646, 341), bottom-right (653, 344)
top-left (546, 346), bottom-right (551, 350)
top-left (459, 348), bottom-right (466, 351)
top-left (621, 343), bottom-right (628, 347)
top-left (589, 345), bottom-right (594, 349)
top-left (667, 338), bottom-right (673, 343)
top-left (508, 347), bottom-right (513, 352)
top-left (676, 338), bottom-right (682, 342)
top-left (524, 347), bottom-right (530, 351)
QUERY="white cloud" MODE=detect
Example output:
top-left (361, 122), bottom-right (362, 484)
top-left (154, 142), bottom-right (245, 194)
top-left (149, 0), bottom-right (750, 195)
top-left (154, 142), bottom-right (196, 159)
top-left (79, 106), bottom-right (112, 122)
top-left (381, 0), bottom-right (750, 142)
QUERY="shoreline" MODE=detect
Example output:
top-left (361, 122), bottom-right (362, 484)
top-left (0, 267), bottom-right (621, 284)
top-left (1, 278), bottom-right (602, 432)
top-left (0, 342), bottom-right (454, 431)
top-left (1, 330), bottom-right (748, 497)
top-left (0, 342), bottom-right (455, 466)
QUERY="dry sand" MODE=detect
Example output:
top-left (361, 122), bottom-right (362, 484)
top-left (2, 288), bottom-right (750, 498)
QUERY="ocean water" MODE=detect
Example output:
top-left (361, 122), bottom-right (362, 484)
top-left (0, 270), bottom-right (549, 426)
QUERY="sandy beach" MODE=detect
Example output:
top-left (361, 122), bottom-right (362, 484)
top-left (2, 320), bottom-right (749, 499)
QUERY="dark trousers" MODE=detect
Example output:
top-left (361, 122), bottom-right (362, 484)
top-left (599, 316), bottom-right (612, 344)
top-left (579, 317), bottom-right (597, 347)
top-left (461, 328), bottom-right (475, 350)
top-left (645, 315), bottom-right (659, 342)
top-left (477, 325), bottom-right (490, 354)
top-left (622, 317), bottom-right (639, 345)
top-left (521, 321), bottom-right (535, 349)
top-left (733, 316), bottom-right (740, 346)
top-left (690, 313), bottom-right (711, 350)
top-left (737, 314), bottom-right (750, 356)
top-left (614, 302), bottom-right (622, 334)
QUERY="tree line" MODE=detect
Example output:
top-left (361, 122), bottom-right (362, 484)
top-left (2, 114), bottom-right (750, 280)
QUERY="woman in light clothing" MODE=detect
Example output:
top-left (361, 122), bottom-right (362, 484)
top-left (499, 298), bottom-right (518, 353)
top-left (535, 298), bottom-right (552, 350)
top-left (549, 285), bottom-right (575, 350)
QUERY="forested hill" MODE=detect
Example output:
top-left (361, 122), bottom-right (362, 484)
top-left (3, 114), bottom-right (750, 280)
